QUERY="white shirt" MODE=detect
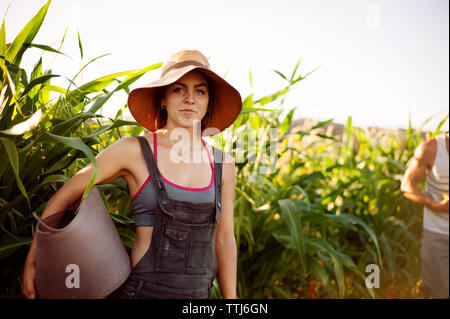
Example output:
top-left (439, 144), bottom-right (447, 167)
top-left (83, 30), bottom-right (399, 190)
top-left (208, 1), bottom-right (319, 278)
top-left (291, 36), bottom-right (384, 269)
top-left (423, 134), bottom-right (449, 235)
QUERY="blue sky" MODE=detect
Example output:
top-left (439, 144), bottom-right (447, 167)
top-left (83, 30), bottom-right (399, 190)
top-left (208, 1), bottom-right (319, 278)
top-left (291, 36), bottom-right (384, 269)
top-left (2, 0), bottom-right (449, 131)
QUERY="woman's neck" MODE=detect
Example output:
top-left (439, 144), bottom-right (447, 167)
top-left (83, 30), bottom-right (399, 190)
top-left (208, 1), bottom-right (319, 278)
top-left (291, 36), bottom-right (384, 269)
top-left (159, 123), bottom-right (203, 151)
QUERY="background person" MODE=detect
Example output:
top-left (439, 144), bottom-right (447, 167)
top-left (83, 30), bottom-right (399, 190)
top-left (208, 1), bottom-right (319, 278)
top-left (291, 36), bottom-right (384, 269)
top-left (401, 131), bottom-right (449, 299)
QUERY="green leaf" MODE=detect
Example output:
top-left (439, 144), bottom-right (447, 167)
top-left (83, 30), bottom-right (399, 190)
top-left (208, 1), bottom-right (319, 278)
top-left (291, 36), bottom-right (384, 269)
top-left (67, 69), bottom-right (139, 99)
top-left (307, 256), bottom-right (329, 289)
top-left (271, 285), bottom-right (292, 299)
top-left (0, 18), bottom-right (6, 62)
top-left (290, 59), bottom-right (301, 82)
top-left (30, 174), bottom-right (68, 194)
top-left (50, 111), bottom-right (98, 135)
top-left (255, 87), bottom-right (289, 106)
top-left (279, 108), bottom-right (296, 136)
top-left (327, 213), bottom-right (382, 266)
top-left (39, 133), bottom-right (98, 202)
top-left (5, 0), bottom-right (51, 65)
top-left (30, 57), bottom-right (42, 82)
top-left (23, 42), bottom-right (68, 57)
top-left (88, 62), bottom-right (163, 114)
top-left (273, 69), bottom-right (288, 82)
top-left (49, 85), bottom-right (66, 94)
top-left (278, 199), bottom-right (305, 267)
top-left (85, 119), bottom-right (138, 138)
top-left (432, 112), bottom-right (449, 138)
top-left (306, 237), bottom-right (347, 297)
top-left (0, 137), bottom-right (30, 208)
top-left (20, 74), bottom-right (58, 98)
top-left (77, 30), bottom-right (83, 60)
top-left (311, 119), bottom-right (333, 130)
top-left (0, 234), bottom-right (32, 260)
top-left (242, 94), bottom-right (254, 110)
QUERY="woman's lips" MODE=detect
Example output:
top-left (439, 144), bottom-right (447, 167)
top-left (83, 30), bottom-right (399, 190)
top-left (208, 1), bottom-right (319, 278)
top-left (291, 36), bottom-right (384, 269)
top-left (180, 109), bottom-right (196, 113)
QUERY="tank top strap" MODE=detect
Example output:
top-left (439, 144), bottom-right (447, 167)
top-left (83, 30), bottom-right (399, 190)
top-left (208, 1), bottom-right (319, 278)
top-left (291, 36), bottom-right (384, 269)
top-left (135, 136), bottom-right (171, 213)
top-left (213, 146), bottom-right (223, 223)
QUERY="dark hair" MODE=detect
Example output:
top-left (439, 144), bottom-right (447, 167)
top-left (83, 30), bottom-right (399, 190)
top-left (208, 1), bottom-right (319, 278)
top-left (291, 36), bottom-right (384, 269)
top-left (155, 72), bottom-right (214, 132)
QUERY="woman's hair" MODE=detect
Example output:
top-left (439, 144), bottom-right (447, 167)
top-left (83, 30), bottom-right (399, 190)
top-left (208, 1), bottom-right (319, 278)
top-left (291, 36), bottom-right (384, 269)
top-left (154, 72), bottom-right (214, 132)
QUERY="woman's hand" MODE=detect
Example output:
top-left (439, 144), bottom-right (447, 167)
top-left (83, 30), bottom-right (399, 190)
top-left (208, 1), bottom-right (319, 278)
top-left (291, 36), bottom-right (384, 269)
top-left (22, 258), bottom-right (37, 299)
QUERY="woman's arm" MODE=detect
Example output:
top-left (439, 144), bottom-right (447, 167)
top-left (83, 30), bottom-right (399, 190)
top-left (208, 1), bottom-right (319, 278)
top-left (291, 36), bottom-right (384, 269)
top-left (22, 137), bottom-right (137, 298)
top-left (215, 152), bottom-right (237, 299)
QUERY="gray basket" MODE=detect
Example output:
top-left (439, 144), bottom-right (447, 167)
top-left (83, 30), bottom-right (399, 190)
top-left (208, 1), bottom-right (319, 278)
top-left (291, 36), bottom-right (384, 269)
top-left (34, 186), bottom-right (131, 299)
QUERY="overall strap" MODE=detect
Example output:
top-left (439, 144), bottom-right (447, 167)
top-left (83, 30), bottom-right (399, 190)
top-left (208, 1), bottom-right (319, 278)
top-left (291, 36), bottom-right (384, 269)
top-left (135, 136), bottom-right (173, 217)
top-left (213, 147), bottom-right (223, 223)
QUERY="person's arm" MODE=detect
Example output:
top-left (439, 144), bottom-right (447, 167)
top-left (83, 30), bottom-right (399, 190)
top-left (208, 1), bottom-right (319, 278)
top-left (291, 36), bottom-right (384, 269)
top-left (215, 152), bottom-right (237, 299)
top-left (401, 140), bottom-right (449, 213)
top-left (22, 137), bottom-right (136, 299)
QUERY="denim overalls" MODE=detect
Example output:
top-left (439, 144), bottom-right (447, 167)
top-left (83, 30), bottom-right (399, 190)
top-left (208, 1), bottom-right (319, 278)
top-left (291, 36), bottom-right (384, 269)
top-left (109, 136), bottom-right (223, 299)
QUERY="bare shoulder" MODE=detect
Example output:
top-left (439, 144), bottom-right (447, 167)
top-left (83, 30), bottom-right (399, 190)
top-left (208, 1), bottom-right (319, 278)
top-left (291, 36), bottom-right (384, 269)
top-left (103, 136), bottom-right (140, 155)
top-left (414, 138), bottom-right (437, 168)
top-left (95, 136), bottom-right (142, 169)
top-left (421, 138), bottom-right (437, 152)
top-left (74, 136), bottom-right (142, 187)
top-left (416, 138), bottom-right (437, 157)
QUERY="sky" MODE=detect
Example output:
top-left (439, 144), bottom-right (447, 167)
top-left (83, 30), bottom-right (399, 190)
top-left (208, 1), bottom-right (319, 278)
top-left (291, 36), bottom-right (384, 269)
top-left (1, 0), bottom-right (449, 131)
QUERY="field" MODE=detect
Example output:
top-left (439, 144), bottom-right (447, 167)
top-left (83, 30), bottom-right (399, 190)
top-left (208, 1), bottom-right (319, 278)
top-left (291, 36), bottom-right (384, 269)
top-left (0, 1), bottom-right (447, 298)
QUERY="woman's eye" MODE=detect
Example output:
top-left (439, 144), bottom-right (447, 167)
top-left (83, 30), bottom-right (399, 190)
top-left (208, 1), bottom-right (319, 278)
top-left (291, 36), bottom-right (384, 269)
top-left (197, 90), bottom-right (206, 95)
top-left (173, 88), bottom-right (182, 93)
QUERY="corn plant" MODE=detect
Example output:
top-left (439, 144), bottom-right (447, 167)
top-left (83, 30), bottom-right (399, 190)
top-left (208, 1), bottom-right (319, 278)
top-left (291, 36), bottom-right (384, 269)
top-left (0, 0), bottom-right (160, 297)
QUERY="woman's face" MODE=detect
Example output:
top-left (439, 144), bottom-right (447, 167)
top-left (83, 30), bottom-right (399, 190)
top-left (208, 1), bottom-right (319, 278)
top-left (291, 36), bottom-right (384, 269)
top-left (161, 70), bottom-right (210, 130)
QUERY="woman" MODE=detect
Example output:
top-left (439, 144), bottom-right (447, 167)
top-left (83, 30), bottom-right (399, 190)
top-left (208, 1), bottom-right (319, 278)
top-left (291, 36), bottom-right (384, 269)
top-left (22, 50), bottom-right (242, 299)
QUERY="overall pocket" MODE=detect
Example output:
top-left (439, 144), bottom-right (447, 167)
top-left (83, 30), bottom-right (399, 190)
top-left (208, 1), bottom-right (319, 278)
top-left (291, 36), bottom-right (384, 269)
top-left (162, 226), bottom-right (188, 258)
top-left (156, 221), bottom-right (189, 272)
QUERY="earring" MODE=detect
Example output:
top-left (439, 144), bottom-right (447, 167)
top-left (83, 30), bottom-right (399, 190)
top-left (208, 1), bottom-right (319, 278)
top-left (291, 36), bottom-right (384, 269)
top-left (161, 104), bottom-right (166, 109)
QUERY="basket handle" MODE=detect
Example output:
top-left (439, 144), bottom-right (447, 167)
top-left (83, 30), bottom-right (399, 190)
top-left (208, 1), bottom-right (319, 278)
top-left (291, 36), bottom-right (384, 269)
top-left (32, 211), bottom-right (64, 233)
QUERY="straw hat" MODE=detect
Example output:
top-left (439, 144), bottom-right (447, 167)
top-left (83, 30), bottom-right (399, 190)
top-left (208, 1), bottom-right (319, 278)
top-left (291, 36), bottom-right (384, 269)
top-left (128, 50), bottom-right (242, 136)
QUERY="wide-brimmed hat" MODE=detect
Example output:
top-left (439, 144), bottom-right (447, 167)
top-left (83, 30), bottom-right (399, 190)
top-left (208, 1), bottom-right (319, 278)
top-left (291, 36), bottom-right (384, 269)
top-left (128, 50), bottom-right (242, 136)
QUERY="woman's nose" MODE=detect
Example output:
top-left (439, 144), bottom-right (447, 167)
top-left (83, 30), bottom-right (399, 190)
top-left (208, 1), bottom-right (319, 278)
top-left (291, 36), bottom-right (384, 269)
top-left (185, 89), bottom-right (195, 104)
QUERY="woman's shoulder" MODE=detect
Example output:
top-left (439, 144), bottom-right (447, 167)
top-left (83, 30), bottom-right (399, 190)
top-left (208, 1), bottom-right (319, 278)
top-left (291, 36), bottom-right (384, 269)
top-left (103, 135), bottom-right (148, 158)
top-left (110, 135), bottom-right (140, 149)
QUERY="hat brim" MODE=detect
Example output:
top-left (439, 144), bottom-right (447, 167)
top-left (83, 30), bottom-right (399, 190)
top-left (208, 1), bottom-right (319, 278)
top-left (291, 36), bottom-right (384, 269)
top-left (128, 65), bottom-right (242, 136)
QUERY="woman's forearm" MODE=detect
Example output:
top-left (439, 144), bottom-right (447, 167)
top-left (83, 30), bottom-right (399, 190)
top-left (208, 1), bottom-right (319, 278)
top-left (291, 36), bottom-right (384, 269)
top-left (215, 239), bottom-right (237, 299)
